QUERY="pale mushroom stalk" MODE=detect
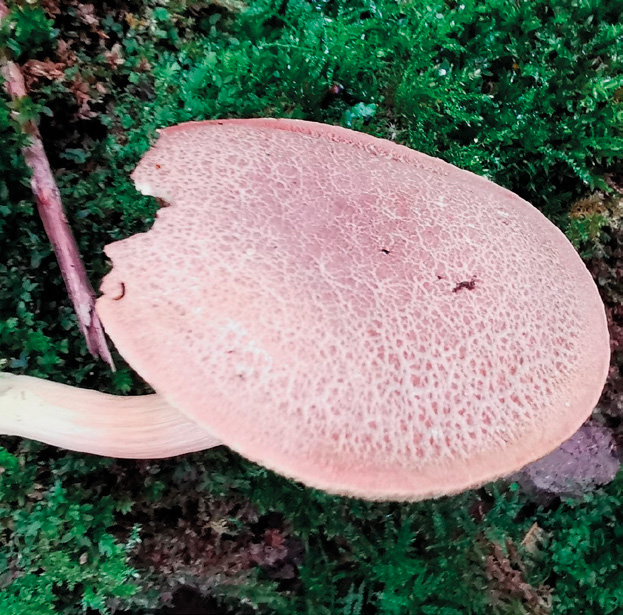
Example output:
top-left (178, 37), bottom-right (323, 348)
top-left (0, 373), bottom-right (221, 458)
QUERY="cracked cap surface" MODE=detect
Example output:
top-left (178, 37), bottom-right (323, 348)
top-left (96, 119), bottom-right (609, 500)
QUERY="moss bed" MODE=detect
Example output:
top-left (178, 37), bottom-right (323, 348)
top-left (1, 1), bottom-right (623, 613)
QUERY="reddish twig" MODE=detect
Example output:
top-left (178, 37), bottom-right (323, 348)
top-left (1, 3), bottom-right (114, 368)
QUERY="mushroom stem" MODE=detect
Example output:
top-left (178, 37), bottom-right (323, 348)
top-left (0, 373), bottom-right (221, 458)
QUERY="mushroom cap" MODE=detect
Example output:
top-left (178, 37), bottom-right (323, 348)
top-left (96, 119), bottom-right (610, 500)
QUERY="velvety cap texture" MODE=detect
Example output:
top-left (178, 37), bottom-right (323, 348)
top-left (96, 119), bottom-right (610, 500)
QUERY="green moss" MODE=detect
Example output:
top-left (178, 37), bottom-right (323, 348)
top-left (1, 0), bottom-right (623, 613)
top-left (0, 446), bottom-right (139, 615)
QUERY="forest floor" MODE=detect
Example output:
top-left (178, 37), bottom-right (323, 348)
top-left (1, 1), bottom-right (623, 614)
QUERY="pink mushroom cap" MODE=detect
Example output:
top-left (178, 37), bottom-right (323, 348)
top-left (96, 119), bottom-right (610, 500)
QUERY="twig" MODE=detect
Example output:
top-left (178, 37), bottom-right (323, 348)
top-left (0, 2), bottom-right (114, 369)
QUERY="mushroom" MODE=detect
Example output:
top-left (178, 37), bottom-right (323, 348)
top-left (1, 119), bottom-right (610, 501)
